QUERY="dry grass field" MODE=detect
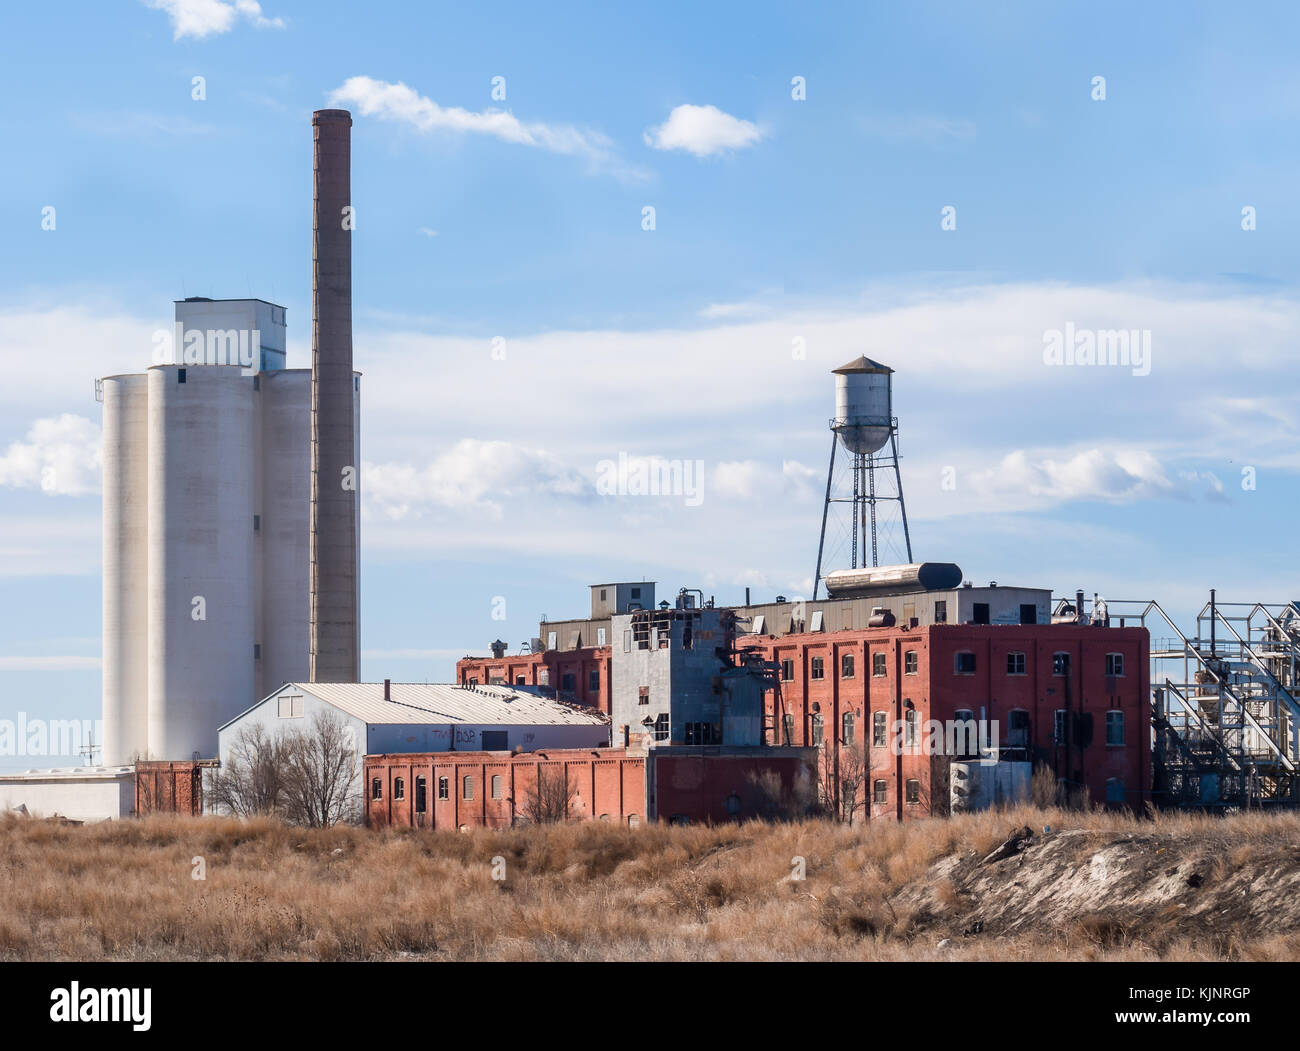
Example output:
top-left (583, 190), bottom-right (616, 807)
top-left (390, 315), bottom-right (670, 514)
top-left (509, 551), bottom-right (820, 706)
top-left (3, 806), bottom-right (1300, 961)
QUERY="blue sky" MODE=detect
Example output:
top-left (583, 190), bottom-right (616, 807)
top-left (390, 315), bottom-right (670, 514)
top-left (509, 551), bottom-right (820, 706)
top-left (1, 0), bottom-right (1298, 767)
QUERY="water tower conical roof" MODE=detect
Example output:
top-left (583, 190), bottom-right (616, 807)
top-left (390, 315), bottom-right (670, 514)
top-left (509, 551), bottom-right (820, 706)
top-left (832, 355), bottom-right (893, 375)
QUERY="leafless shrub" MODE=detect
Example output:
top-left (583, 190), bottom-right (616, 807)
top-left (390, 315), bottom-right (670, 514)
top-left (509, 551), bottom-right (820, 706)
top-left (280, 712), bottom-right (359, 828)
top-left (209, 725), bottom-right (287, 818)
top-left (522, 765), bottom-right (576, 824)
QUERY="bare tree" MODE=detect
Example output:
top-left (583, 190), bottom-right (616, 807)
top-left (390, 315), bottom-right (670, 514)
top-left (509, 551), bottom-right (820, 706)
top-left (522, 764), bottom-right (576, 824)
top-left (819, 742), bottom-right (869, 825)
top-left (280, 712), bottom-right (359, 827)
top-left (209, 724), bottom-right (287, 817)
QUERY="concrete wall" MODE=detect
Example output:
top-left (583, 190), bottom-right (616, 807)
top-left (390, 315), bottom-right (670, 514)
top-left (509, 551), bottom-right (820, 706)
top-left (174, 298), bottom-right (287, 372)
top-left (0, 770), bottom-right (135, 821)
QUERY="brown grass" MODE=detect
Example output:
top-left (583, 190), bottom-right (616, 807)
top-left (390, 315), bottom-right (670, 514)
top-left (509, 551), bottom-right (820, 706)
top-left (3, 805), bottom-right (1300, 961)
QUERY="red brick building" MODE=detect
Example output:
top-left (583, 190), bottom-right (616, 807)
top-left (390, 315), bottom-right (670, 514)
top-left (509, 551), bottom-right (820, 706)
top-left (458, 648), bottom-right (612, 714)
top-left (740, 622), bottom-right (1151, 810)
top-left (364, 745), bottom-right (817, 829)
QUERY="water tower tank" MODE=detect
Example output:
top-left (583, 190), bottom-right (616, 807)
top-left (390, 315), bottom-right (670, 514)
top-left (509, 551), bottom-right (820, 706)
top-left (832, 355), bottom-right (893, 454)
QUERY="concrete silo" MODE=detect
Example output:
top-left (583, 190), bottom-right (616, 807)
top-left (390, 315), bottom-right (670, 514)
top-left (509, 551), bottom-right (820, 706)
top-left (101, 374), bottom-right (150, 765)
top-left (146, 364), bottom-right (258, 760)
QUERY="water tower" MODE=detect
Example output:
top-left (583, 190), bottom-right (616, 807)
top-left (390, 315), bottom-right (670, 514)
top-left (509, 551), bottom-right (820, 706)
top-left (812, 356), bottom-right (912, 599)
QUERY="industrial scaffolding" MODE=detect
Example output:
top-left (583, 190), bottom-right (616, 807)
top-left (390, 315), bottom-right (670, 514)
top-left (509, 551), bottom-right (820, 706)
top-left (1105, 594), bottom-right (1300, 809)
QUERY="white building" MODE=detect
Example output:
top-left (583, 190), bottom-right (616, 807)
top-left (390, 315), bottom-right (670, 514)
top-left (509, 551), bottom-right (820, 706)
top-left (100, 297), bottom-right (360, 765)
top-left (215, 681), bottom-right (611, 816)
top-left (0, 767), bottom-right (136, 822)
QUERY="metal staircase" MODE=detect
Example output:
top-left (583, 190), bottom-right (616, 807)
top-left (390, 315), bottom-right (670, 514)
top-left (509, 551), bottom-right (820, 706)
top-left (1110, 595), bottom-right (1300, 808)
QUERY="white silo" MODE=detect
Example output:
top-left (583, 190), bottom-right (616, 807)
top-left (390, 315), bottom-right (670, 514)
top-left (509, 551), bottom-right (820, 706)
top-left (832, 356), bottom-right (894, 454)
top-left (146, 363), bottom-right (258, 760)
top-left (101, 373), bottom-right (150, 765)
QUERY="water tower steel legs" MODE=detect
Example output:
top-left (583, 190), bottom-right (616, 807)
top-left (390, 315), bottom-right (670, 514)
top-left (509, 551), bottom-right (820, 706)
top-left (813, 425), bottom-right (913, 597)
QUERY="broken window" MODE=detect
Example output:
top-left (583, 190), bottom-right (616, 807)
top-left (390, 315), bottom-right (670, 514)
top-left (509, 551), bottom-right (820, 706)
top-left (684, 722), bottom-right (720, 746)
top-left (954, 652), bottom-right (976, 675)
top-left (811, 713), bottom-right (824, 746)
top-left (973, 603), bottom-right (990, 625)
top-left (638, 685), bottom-right (650, 706)
top-left (905, 779), bottom-right (920, 804)
top-left (438, 776), bottom-right (449, 800)
top-left (842, 711), bottom-right (855, 745)
top-left (872, 711), bottom-right (887, 748)
top-left (811, 657), bottom-right (825, 680)
top-left (414, 776), bottom-right (427, 814)
top-left (653, 713), bottom-right (670, 741)
top-left (1105, 653), bottom-right (1124, 677)
top-left (370, 777), bottom-right (382, 801)
top-left (783, 713), bottom-right (795, 746)
top-left (904, 709), bottom-right (918, 746)
top-left (780, 658), bottom-right (794, 682)
top-left (841, 654), bottom-right (855, 679)
top-left (1053, 652), bottom-right (1071, 676)
top-left (1054, 709), bottom-right (1068, 745)
top-left (393, 777), bottom-right (405, 801)
top-left (873, 779), bottom-right (887, 803)
top-left (589, 669), bottom-right (600, 693)
top-left (873, 652), bottom-right (887, 677)
top-left (934, 600), bottom-right (947, 623)
top-left (904, 650), bottom-right (918, 675)
top-left (1006, 651), bottom-right (1026, 675)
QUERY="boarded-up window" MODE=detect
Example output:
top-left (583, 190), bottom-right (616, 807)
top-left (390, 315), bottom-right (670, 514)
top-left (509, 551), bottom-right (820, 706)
top-left (491, 775), bottom-right (503, 800)
top-left (463, 776), bottom-right (474, 800)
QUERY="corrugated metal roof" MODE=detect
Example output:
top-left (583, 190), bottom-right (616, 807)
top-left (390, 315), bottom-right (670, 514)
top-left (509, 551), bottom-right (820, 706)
top-left (282, 682), bottom-right (608, 727)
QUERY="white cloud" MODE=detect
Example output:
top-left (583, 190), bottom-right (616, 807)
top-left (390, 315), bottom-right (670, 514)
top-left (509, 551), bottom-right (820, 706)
top-left (644, 104), bottom-right (764, 157)
top-left (0, 415), bottom-right (101, 497)
top-left (417, 227), bottom-right (439, 238)
top-left (363, 438), bottom-right (589, 520)
top-left (327, 77), bottom-right (647, 181)
top-left (858, 114), bottom-right (976, 144)
top-left (143, 0), bottom-right (284, 40)
top-left (711, 460), bottom-right (818, 501)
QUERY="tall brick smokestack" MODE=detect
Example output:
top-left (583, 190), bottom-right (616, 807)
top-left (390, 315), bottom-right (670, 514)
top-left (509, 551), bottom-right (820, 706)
top-left (309, 109), bottom-right (359, 682)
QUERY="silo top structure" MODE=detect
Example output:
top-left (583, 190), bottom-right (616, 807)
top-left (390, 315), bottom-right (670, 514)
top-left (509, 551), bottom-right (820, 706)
top-left (832, 355), bottom-right (894, 455)
top-left (309, 108), bottom-right (360, 683)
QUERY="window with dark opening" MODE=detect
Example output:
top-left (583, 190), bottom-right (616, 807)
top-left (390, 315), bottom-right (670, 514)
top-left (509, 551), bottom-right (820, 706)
top-left (370, 778), bottom-right (382, 801)
top-left (954, 651), bottom-right (976, 675)
top-left (934, 600), bottom-right (947, 623)
top-left (1053, 652), bottom-right (1071, 676)
top-left (905, 779), bottom-right (920, 804)
top-left (638, 685), bottom-right (649, 706)
top-left (810, 657), bottom-right (824, 680)
top-left (841, 654), bottom-right (855, 679)
top-left (1007, 651), bottom-right (1026, 675)
top-left (1105, 653), bottom-right (1124, 677)
top-left (904, 650), bottom-right (918, 675)
top-left (873, 652), bottom-right (887, 677)
top-left (973, 603), bottom-right (990, 625)
top-left (780, 659), bottom-right (793, 682)
top-left (653, 713), bottom-right (669, 741)
top-left (414, 776), bottom-right (426, 814)
top-left (873, 779), bottom-right (887, 803)
top-left (393, 777), bottom-right (404, 801)
top-left (438, 776), bottom-right (449, 800)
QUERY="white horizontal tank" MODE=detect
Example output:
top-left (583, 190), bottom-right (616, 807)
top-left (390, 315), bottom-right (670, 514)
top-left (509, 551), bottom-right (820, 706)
top-left (832, 355), bottom-right (894, 455)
